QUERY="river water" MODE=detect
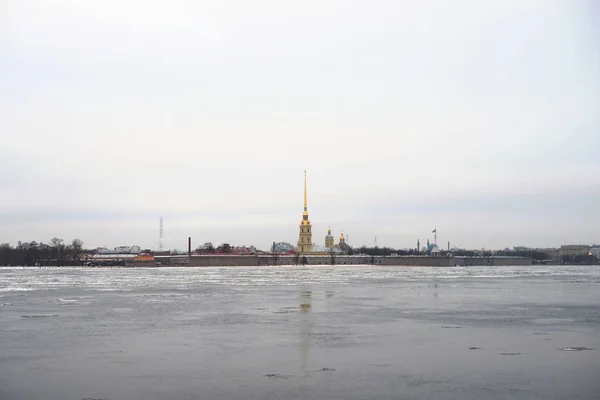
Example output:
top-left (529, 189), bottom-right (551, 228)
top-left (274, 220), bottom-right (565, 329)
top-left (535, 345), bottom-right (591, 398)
top-left (1, 265), bottom-right (599, 400)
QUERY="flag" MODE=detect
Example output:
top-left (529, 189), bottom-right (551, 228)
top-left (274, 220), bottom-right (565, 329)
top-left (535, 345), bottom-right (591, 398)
top-left (432, 228), bottom-right (436, 233)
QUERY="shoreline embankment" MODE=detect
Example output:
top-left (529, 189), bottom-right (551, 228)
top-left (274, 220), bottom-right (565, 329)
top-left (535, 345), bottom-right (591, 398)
top-left (125, 254), bottom-right (533, 268)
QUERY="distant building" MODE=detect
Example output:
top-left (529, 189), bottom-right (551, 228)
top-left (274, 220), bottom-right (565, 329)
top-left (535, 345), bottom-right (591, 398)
top-left (590, 247), bottom-right (600, 259)
top-left (535, 248), bottom-right (560, 259)
top-left (97, 246), bottom-right (141, 254)
top-left (112, 246), bottom-right (141, 254)
top-left (311, 244), bottom-right (343, 253)
top-left (273, 242), bottom-right (295, 253)
top-left (325, 228), bottom-right (335, 248)
top-left (231, 246), bottom-right (259, 255)
top-left (513, 246), bottom-right (530, 252)
top-left (338, 232), bottom-right (351, 252)
top-left (559, 245), bottom-right (590, 258)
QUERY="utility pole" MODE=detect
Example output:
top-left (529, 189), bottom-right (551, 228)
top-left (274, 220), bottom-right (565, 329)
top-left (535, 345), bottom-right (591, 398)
top-left (272, 241), bottom-right (279, 265)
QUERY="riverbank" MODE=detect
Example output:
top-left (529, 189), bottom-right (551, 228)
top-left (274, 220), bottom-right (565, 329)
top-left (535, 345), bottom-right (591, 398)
top-left (129, 254), bottom-right (534, 267)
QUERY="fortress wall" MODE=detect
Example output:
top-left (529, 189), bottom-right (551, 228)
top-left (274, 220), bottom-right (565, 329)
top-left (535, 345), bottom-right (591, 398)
top-left (257, 255), bottom-right (374, 265)
top-left (327, 256), bottom-right (371, 265)
top-left (187, 255), bottom-right (259, 266)
top-left (380, 256), bottom-right (451, 266)
top-left (451, 256), bottom-right (532, 266)
top-left (152, 255), bottom-right (532, 267)
top-left (289, 255), bottom-right (531, 267)
top-left (270, 255), bottom-right (451, 266)
top-left (125, 260), bottom-right (158, 267)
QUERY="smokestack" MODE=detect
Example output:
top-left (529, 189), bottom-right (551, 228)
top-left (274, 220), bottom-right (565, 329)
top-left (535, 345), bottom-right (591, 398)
top-left (448, 241), bottom-right (450, 251)
top-left (188, 237), bottom-right (192, 256)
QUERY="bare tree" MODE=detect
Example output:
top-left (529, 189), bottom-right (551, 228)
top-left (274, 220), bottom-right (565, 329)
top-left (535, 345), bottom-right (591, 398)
top-left (328, 246), bottom-right (336, 266)
top-left (70, 239), bottom-right (83, 263)
top-left (217, 243), bottom-right (231, 253)
top-left (198, 242), bottom-right (215, 254)
top-left (271, 242), bottom-right (279, 266)
top-left (50, 237), bottom-right (64, 267)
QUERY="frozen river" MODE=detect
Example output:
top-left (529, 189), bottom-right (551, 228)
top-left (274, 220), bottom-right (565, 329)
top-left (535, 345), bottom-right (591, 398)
top-left (1, 265), bottom-right (599, 399)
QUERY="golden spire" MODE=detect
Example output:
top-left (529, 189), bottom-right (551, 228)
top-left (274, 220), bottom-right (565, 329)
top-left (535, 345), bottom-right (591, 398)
top-left (303, 169), bottom-right (307, 211)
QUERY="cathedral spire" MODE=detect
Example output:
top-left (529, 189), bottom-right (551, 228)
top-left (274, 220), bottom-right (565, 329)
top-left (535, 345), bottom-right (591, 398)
top-left (298, 169), bottom-right (312, 254)
top-left (303, 169), bottom-right (308, 211)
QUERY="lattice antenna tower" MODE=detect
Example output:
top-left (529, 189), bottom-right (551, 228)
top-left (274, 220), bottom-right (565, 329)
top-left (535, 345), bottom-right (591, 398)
top-left (159, 217), bottom-right (164, 251)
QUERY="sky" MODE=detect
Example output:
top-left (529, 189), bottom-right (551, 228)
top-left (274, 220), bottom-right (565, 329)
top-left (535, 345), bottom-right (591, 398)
top-left (1, 0), bottom-right (599, 251)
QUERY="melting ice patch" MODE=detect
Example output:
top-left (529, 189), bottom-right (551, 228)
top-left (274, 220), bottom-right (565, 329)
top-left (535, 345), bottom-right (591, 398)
top-left (58, 298), bottom-right (80, 305)
top-left (0, 265), bottom-right (599, 291)
top-left (558, 347), bottom-right (594, 351)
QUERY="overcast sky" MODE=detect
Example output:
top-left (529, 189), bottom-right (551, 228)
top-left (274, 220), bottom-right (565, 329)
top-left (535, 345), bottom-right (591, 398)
top-left (1, 0), bottom-right (598, 251)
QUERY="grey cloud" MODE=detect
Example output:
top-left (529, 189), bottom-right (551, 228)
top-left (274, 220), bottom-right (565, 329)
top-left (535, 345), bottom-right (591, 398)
top-left (0, 0), bottom-right (598, 250)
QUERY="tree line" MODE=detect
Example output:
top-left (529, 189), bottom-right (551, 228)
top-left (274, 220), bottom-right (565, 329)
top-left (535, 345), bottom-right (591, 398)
top-left (0, 239), bottom-right (86, 266)
top-left (347, 246), bottom-right (422, 256)
top-left (349, 247), bottom-right (598, 264)
top-left (195, 242), bottom-right (234, 254)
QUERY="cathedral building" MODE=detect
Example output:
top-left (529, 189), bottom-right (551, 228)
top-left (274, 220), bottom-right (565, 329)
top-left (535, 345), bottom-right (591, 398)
top-left (297, 171), bottom-right (348, 255)
top-left (338, 231), bottom-right (351, 252)
top-left (325, 227), bottom-right (335, 248)
top-left (297, 170), bottom-right (313, 254)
